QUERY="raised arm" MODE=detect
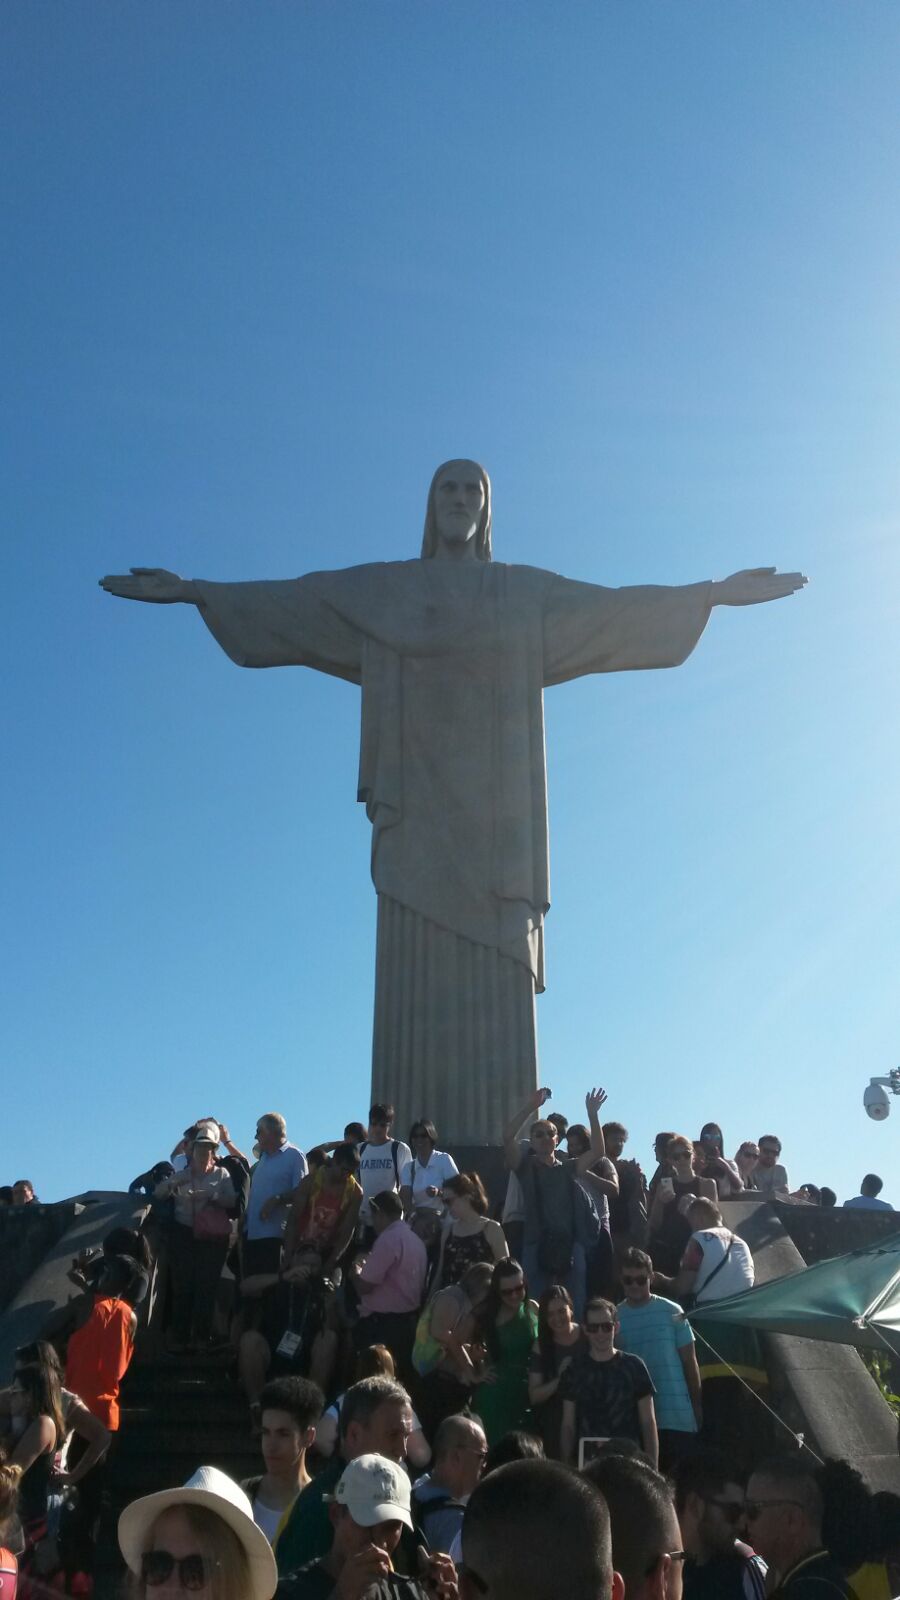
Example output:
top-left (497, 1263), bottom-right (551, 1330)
top-left (572, 1088), bottom-right (608, 1175)
top-left (503, 1087), bottom-right (551, 1170)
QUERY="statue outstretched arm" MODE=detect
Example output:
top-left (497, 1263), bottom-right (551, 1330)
top-left (543, 563), bottom-right (807, 687)
top-left (712, 567), bottom-right (807, 606)
top-left (99, 568), bottom-right (200, 604)
top-left (100, 566), bottom-right (364, 680)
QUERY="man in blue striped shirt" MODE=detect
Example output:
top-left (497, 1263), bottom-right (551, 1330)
top-left (614, 1247), bottom-right (702, 1471)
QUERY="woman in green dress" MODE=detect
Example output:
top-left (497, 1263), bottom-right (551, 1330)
top-left (473, 1259), bottom-right (539, 1445)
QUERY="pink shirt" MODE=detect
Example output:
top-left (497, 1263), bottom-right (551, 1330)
top-left (358, 1221), bottom-right (428, 1314)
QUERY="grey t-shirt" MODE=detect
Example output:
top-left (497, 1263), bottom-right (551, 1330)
top-left (518, 1147), bottom-right (578, 1247)
top-left (753, 1163), bottom-right (790, 1197)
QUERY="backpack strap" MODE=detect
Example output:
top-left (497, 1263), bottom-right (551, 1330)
top-left (694, 1234), bottom-right (734, 1301)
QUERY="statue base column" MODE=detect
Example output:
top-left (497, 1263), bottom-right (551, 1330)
top-left (371, 895), bottom-right (538, 1147)
top-left (444, 1143), bottom-right (509, 1211)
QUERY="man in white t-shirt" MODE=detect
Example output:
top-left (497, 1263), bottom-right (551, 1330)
top-left (843, 1173), bottom-right (894, 1212)
top-left (399, 1121), bottom-right (458, 1214)
top-left (357, 1104), bottom-right (412, 1234)
top-left (656, 1197), bottom-right (754, 1306)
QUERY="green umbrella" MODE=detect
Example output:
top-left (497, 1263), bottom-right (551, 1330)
top-left (686, 1231), bottom-right (900, 1356)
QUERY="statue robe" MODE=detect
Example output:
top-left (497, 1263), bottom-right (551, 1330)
top-left (195, 560), bottom-right (712, 1142)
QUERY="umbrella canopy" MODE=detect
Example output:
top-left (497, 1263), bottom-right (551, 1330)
top-left (686, 1231), bottom-right (900, 1355)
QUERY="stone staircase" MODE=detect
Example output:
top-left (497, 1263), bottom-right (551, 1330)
top-left (93, 1352), bottom-right (260, 1596)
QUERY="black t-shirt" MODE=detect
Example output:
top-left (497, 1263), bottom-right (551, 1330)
top-left (277, 1560), bottom-right (429, 1600)
top-left (558, 1347), bottom-right (654, 1444)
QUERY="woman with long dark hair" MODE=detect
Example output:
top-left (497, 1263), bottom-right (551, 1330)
top-left (433, 1173), bottom-right (508, 1290)
top-left (473, 1259), bottom-right (538, 1445)
top-left (4, 1341), bottom-right (109, 1588)
top-left (527, 1286), bottom-right (585, 1459)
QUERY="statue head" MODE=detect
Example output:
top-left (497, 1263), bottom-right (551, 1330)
top-left (420, 459), bottom-right (492, 562)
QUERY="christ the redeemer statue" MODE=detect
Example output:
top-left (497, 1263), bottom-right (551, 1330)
top-left (101, 459), bottom-right (806, 1143)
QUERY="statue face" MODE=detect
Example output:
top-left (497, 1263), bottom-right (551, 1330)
top-left (432, 460), bottom-right (486, 550)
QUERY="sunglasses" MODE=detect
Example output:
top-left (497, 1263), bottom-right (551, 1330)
top-left (706, 1497), bottom-right (744, 1524)
top-left (586, 1320), bottom-right (614, 1333)
top-left (141, 1551), bottom-right (219, 1590)
top-left (759, 1147), bottom-right (781, 1156)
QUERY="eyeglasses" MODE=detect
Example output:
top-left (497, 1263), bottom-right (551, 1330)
top-left (586, 1320), bottom-right (614, 1333)
top-left (744, 1499), bottom-right (802, 1520)
top-left (705, 1497), bottom-right (745, 1524)
top-left (621, 1274), bottom-right (649, 1286)
top-left (141, 1551), bottom-right (219, 1590)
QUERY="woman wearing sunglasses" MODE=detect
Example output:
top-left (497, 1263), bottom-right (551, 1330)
top-left (118, 1465), bottom-right (278, 1600)
top-left (527, 1286), bottom-right (585, 1460)
top-left (472, 1260), bottom-right (538, 1446)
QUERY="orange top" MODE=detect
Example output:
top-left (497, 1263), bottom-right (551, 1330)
top-left (65, 1296), bottom-right (135, 1430)
top-left (0, 1547), bottom-right (17, 1600)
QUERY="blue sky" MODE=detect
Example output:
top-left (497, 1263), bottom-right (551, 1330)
top-left (4, 1), bottom-right (899, 1204)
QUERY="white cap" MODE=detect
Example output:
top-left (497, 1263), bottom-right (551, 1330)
top-left (327, 1454), bottom-right (413, 1530)
top-left (118, 1465), bottom-right (277, 1600)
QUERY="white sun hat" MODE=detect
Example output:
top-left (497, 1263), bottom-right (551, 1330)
top-left (118, 1465), bottom-right (278, 1600)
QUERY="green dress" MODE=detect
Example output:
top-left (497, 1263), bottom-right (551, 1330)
top-left (475, 1303), bottom-right (539, 1445)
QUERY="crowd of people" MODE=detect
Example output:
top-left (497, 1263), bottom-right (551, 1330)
top-left (0, 1091), bottom-right (897, 1599)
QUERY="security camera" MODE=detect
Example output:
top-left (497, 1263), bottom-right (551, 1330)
top-left (864, 1081), bottom-right (891, 1121)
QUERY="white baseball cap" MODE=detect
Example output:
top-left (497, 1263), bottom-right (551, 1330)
top-left (326, 1454), bottom-right (413, 1530)
top-left (118, 1465), bottom-right (277, 1600)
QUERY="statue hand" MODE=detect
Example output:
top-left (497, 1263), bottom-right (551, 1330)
top-left (99, 567), bottom-right (193, 604)
top-left (713, 568), bottom-right (807, 606)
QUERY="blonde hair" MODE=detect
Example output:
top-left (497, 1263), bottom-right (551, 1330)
top-left (0, 1454), bottom-right (23, 1526)
top-left (133, 1506), bottom-right (251, 1600)
top-left (666, 1136), bottom-right (694, 1160)
top-left (420, 460), bottom-right (493, 562)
